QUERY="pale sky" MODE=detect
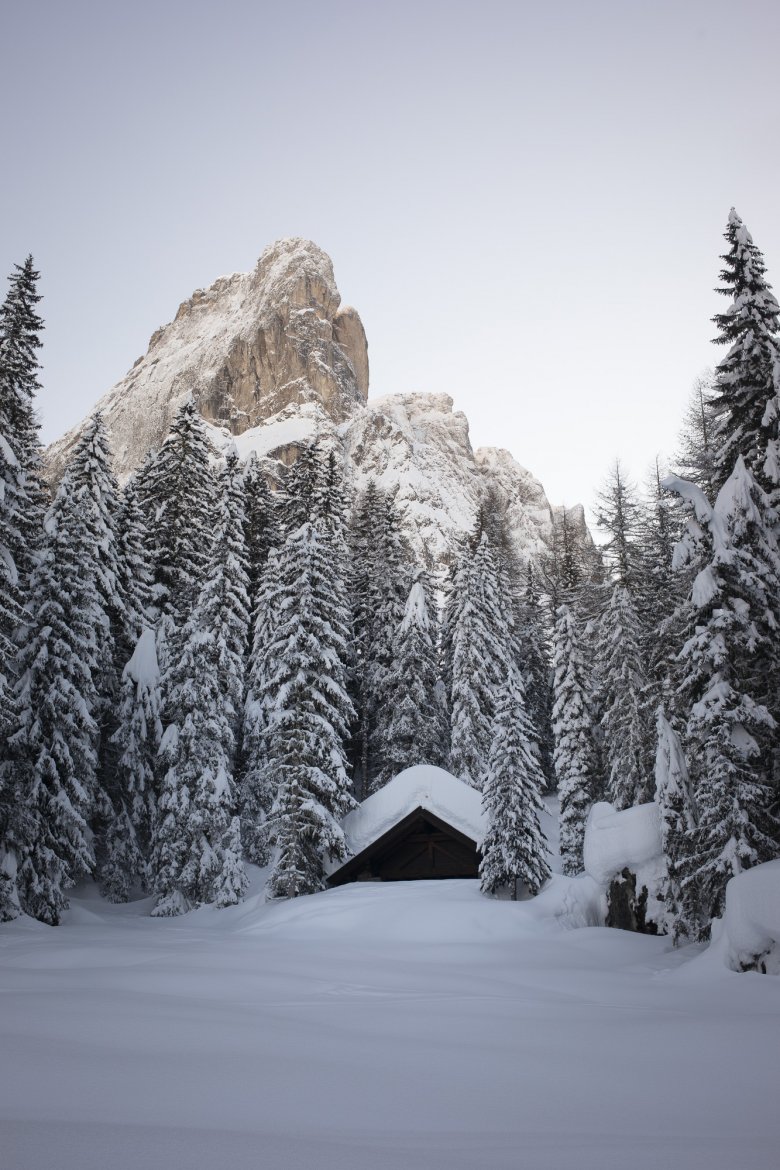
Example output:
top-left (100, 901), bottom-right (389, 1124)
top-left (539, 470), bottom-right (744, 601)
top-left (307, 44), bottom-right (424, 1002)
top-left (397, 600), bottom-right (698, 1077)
top-left (2, 0), bottom-right (779, 518)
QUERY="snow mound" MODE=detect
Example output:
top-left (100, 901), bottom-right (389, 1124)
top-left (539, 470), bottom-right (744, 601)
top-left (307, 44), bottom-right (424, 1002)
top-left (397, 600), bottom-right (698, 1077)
top-left (715, 860), bottom-right (780, 974)
top-left (336, 766), bottom-right (485, 862)
top-left (583, 801), bottom-right (663, 887)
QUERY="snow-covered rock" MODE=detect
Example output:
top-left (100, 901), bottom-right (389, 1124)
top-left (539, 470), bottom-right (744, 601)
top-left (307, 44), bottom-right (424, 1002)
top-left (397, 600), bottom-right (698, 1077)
top-left (46, 238), bottom-right (369, 480)
top-left (583, 801), bottom-right (666, 932)
top-left (712, 860), bottom-right (780, 974)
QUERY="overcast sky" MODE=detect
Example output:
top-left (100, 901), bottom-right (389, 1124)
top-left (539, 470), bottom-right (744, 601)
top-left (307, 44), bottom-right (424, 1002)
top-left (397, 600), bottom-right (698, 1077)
top-left (2, 0), bottom-right (779, 516)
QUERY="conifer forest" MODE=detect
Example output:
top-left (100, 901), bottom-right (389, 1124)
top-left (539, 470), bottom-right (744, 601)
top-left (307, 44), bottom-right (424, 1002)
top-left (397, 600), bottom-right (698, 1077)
top-left (1, 209), bottom-right (779, 952)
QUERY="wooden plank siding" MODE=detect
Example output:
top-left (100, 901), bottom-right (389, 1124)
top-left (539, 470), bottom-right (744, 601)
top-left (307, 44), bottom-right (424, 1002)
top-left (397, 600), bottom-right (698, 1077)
top-left (328, 808), bottom-right (481, 886)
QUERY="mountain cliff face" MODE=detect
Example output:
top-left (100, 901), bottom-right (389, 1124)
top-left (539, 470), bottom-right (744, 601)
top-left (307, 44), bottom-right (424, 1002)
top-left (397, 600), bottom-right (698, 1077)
top-left (46, 238), bottom-right (586, 565)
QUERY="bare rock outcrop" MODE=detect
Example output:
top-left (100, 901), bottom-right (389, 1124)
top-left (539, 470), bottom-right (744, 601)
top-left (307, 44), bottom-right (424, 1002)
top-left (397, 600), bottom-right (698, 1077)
top-left (45, 237), bottom-right (592, 570)
top-left (46, 238), bottom-right (369, 481)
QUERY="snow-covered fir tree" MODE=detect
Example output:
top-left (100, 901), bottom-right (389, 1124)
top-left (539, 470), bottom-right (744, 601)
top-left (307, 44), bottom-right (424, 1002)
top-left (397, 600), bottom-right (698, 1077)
top-left (449, 531), bottom-right (509, 788)
top-left (479, 668), bottom-right (551, 898)
top-left (240, 542), bottom-right (284, 865)
top-left (151, 450), bottom-right (251, 914)
top-left (62, 414), bottom-right (140, 893)
top-left (376, 569), bottom-right (446, 783)
top-left (664, 459), bottom-right (780, 927)
top-left (348, 480), bottom-right (411, 794)
top-left (654, 707), bottom-right (698, 942)
top-left (710, 209), bottom-right (780, 495)
top-left (115, 471), bottom-right (155, 649)
top-left (312, 448), bottom-right (351, 535)
top-left (0, 256), bottom-right (47, 582)
top-left (0, 477), bottom-right (100, 923)
top-left (597, 584), bottom-right (653, 808)
top-left (0, 256), bottom-right (46, 732)
top-left (242, 451), bottom-right (279, 610)
top-left (64, 413), bottom-right (127, 693)
top-left (635, 460), bottom-right (683, 696)
top-left (142, 396), bottom-right (216, 628)
top-left (102, 627), bottom-right (163, 901)
top-left (514, 565), bottom-right (556, 792)
top-left (254, 522), bottom-right (356, 897)
top-left (280, 440), bottom-right (323, 533)
top-left (552, 603), bottom-right (597, 875)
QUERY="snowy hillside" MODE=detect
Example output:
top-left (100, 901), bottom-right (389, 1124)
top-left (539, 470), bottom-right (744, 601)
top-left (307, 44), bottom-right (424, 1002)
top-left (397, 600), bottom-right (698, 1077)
top-left (2, 875), bottom-right (778, 1170)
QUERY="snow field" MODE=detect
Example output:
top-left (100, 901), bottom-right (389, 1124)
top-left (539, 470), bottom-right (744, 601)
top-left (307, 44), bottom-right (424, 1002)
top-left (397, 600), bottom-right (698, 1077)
top-left (2, 873), bottom-right (779, 1170)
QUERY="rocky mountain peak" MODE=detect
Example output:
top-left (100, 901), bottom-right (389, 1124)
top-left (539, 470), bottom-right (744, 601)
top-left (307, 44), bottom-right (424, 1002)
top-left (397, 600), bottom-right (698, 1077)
top-left (45, 238), bottom-right (592, 570)
top-left (47, 237), bottom-right (369, 480)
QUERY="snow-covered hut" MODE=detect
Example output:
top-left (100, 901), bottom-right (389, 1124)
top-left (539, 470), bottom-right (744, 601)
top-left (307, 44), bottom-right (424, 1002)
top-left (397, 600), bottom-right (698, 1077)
top-left (327, 766), bottom-right (486, 886)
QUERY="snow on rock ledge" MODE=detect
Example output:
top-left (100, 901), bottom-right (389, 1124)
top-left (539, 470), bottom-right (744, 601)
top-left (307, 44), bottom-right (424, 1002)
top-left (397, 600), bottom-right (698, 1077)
top-left (712, 860), bottom-right (780, 974)
top-left (337, 765), bottom-right (486, 862)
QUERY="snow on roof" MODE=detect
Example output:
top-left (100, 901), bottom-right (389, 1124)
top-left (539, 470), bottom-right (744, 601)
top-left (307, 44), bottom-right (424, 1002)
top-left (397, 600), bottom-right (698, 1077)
top-left (336, 766), bottom-right (486, 863)
top-left (583, 801), bottom-right (663, 887)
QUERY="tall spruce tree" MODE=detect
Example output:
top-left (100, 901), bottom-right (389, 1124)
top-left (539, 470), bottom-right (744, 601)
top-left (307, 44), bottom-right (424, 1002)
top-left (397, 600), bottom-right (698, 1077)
top-left (479, 668), bottom-right (551, 897)
top-left (0, 256), bottom-right (46, 733)
top-left (597, 584), bottom-right (654, 808)
top-left (280, 440), bottom-right (323, 533)
top-left (0, 477), bottom-right (101, 923)
top-left (151, 451), bottom-right (251, 914)
top-left (710, 209), bottom-right (780, 495)
top-left (255, 522), bottom-right (356, 897)
top-left (242, 451), bottom-right (279, 611)
top-left (515, 565), bottom-right (556, 792)
top-left (143, 396), bottom-right (216, 628)
top-left (654, 707), bottom-right (698, 941)
top-left (449, 532), bottom-right (509, 788)
top-left (552, 603), bottom-right (597, 875)
top-left (103, 627), bottom-right (163, 901)
top-left (664, 460), bottom-right (780, 927)
top-left (349, 481), bottom-right (411, 794)
top-left (377, 569), bottom-right (446, 783)
top-left (115, 471), bottom-right (155, 648)
top-left (0, 256), bottom-right (47, 581)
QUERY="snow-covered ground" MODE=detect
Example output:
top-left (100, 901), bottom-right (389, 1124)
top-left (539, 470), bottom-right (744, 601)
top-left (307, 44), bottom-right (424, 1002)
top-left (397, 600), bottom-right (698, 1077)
top-left (2, 861), bottom-right (779, 1170)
